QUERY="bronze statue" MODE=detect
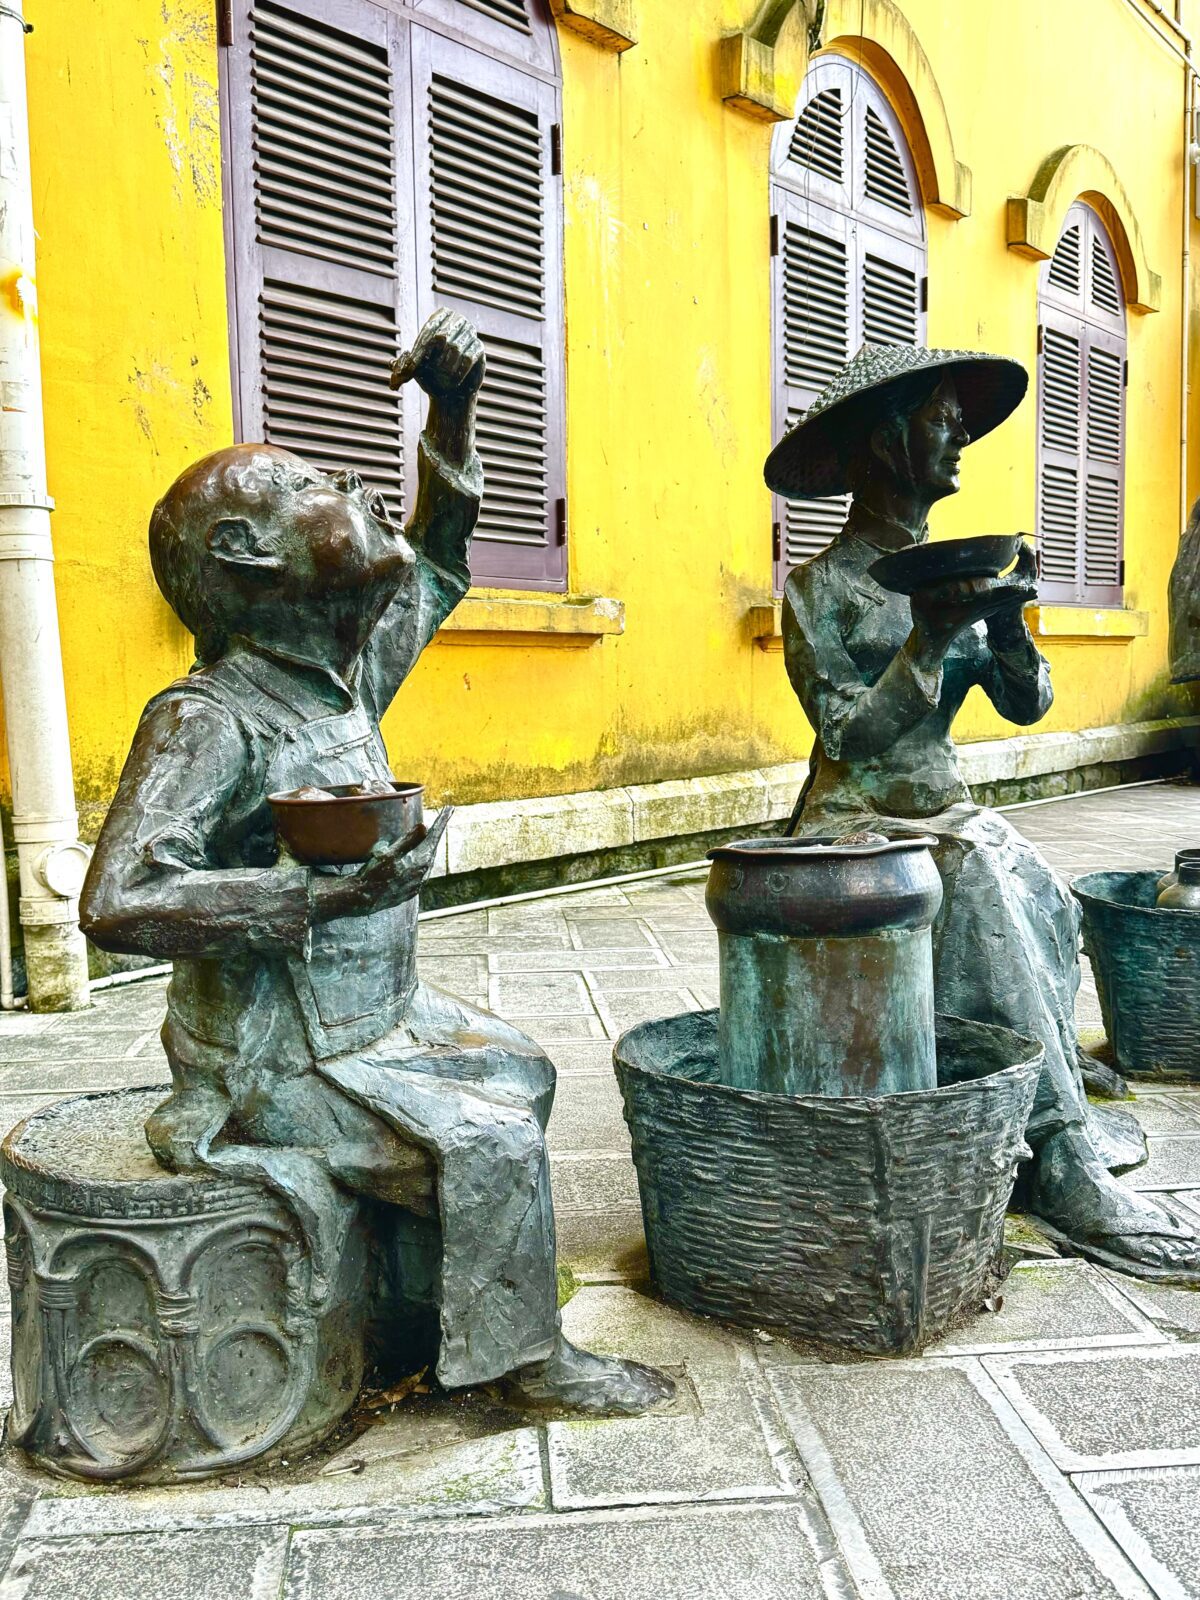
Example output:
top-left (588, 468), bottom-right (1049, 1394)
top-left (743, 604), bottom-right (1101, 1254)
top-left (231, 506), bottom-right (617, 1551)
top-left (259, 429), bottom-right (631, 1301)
top-left (80, 308), bottom-right (672, 1415)
top-left (767, 342), bottom-right (1200, 1282)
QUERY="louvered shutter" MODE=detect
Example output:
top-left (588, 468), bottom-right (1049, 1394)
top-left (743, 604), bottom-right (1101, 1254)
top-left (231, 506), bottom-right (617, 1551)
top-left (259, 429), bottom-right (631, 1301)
top-left (1036, 203), bottom-right (1125, 605)
top-left (770, 56), bottom-right (925, 592)
top-left (410, 0), bottom-right (558, 72)
top-left (411, 27), bottom-right (565, 589)
top-left (225, 0), bottom-right (418, 522)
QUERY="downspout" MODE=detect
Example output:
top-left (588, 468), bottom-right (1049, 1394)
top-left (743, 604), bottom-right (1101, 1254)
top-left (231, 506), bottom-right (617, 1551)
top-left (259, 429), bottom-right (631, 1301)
top-left (0, 0), bottom-right (90, 1011)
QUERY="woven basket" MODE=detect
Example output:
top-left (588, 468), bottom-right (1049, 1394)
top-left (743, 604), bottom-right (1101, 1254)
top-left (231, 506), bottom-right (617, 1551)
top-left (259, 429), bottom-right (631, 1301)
top-left (1074, 870), bottom-right (1200, 1081)
top-left (614, 1010), bottom-right (1042, 1356)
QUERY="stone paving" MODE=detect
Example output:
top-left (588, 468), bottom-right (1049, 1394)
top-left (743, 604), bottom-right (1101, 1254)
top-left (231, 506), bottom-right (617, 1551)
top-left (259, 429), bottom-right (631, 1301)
top-left (0, 781), bottom-right (1196, 1597)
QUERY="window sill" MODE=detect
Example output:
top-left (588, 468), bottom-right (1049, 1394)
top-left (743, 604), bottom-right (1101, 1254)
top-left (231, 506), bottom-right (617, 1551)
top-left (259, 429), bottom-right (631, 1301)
top-left (436, 592), bottom-right (625, 648)
top-left (550, 0), bottom-right (637, 50)
top-left (747, 601), bottom-right (784, 652)
top-left (1029, 605), bottom-right (1149, 641)
top-left (748, 601), bottom-right (1150, 650)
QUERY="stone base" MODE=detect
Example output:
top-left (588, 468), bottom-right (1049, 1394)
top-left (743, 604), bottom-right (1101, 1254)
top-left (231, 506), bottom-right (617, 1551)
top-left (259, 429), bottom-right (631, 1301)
top-left (0, 1088), bottom-right (369, 1484)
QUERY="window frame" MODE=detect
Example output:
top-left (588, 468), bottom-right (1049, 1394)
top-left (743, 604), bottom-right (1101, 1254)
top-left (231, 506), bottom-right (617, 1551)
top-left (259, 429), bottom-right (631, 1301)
top-left (220, 0), bottom-right (568, 593)
top-left (1035, 200), bottom-right (1128, 608)
top-left (769, 55), bottom-right (927, 593)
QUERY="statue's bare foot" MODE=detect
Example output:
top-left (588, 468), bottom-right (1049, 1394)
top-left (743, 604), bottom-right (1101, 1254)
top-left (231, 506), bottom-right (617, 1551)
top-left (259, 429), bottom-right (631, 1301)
top-left (1031, 1126), bottom-right (1200, 1282)
top-left (145, 1086), bottom-right (228, 1172)
top-left (504, 1337), bottom-right (675, 1416)
top-left (1085, 1101), bottom-right (1147, 1175)
top-left (1076, 1046), bottom-right (1130, 1101)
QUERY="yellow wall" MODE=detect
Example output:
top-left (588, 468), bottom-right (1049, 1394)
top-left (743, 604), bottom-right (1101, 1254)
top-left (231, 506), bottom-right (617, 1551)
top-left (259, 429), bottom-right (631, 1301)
top-left (22, 0), bottom-right (1200, 828)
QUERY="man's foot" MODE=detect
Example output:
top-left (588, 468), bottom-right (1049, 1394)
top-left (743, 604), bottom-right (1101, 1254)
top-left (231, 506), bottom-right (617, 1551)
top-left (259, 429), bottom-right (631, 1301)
top-left (1031, 1126), bottom-right (1200, 1282)
top-left (145, 1085), bottom-right (229, 1172)
top-left (1085, 1101), bottom-right (1148, 1175)
top-left (1076, 1047), bottom-right (1130, 1101)
top-left (504, 1336), bottom-right (675, 1417)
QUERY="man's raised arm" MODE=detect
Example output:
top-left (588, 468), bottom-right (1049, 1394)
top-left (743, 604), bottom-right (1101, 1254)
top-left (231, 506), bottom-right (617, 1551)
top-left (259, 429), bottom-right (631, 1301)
top-left (363, 311), bottom-right (486, 713)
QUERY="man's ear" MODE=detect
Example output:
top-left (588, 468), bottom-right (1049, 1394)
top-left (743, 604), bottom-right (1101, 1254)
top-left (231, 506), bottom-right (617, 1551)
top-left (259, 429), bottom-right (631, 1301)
top-left (206, 517), bottom-right (283, 575)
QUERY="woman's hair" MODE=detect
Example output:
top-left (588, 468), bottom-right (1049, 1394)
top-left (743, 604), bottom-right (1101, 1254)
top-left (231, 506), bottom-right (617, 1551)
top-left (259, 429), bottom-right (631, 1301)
top-left (839, 370), bottom-right (947, 497)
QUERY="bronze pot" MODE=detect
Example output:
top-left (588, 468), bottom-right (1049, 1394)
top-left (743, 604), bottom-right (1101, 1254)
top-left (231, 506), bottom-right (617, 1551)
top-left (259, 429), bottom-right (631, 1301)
top-left (705, 835), bottom-right (943, 1098)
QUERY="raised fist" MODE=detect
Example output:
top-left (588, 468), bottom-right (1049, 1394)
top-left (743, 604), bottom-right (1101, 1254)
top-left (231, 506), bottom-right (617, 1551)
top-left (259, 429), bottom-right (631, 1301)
top-left (390, 308), bottom-right (485, 405)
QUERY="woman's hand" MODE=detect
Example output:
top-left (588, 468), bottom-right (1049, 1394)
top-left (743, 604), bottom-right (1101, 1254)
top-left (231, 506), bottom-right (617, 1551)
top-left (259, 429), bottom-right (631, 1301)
top-left (910, 545), bottom-right (1038, 665)
top-left (984, 543), bottom-right (1039, 650)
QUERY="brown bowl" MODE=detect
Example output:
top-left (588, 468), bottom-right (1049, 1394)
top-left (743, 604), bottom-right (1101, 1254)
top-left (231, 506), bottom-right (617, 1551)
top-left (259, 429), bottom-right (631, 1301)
top-left (269, 782), bottom-right (425, 868)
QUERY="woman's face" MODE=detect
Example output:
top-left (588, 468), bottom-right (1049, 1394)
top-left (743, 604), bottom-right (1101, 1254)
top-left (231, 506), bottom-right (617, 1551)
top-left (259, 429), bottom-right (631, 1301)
top-left (902, 377), bottom-right (971, 499)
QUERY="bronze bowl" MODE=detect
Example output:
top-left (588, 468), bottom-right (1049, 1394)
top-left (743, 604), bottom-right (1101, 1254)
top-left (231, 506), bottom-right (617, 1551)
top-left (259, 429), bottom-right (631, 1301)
top-left (269, 782), bottom-right (424, 868)
top-left (869, 534), bottom-right (1026, 596)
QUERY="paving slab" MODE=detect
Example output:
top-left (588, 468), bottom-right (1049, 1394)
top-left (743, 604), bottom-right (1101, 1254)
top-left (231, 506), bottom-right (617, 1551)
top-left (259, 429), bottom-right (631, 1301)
top-left (0, 1060), bottom-right (168, 1095)
top-left (768, 1357), bottom-right (1154, 1600)
top-left (283, 1504), bottom-right (836, 1600)
top-left (1121, 1096), bottom-right (1200, 1134)
top-left (927, 1260), bottom-right (1163, 1355)
top-left (1100, 1269), bottom-right (1200, 1337)
top-left (541, 1040), bottom-right (615, 1075)
top-left (581, 964), bottom-right (714, 994)
top-left (20, 1414), bottom-right (544, 1537)
top-left (559, 1285), bottom-right (748, 1373)
top-left (590, 989), bottom-right (700, 1039)
top-left (653, 931), bottom-right (720, 965)
top-left (487, 948), bottom-right (669, 974)
top-left (547, 1359), bottom-right (793, 1509)
top-left (545, 1073), bottom-right (630, 1156)
top-left (489, 972), bottom-right (596, 1016)
top-left (1078, 1467), bottom-right (1200, 1600)
top-left (550, 1155), bottom-right (640, 1214)
top-left (553, 1206), bottom-right (647, 1282)
top-left (512, 1016), bottom-right (608, 1044)
top-left (1121, 1136), bottom-right (1200, 1191)
top-left (984, 1345), bottom-right (1200, 1470)
top-left (0, 1526), bottom-right (290, 1600)
top-left (566, 919), bottom-right (658, 951)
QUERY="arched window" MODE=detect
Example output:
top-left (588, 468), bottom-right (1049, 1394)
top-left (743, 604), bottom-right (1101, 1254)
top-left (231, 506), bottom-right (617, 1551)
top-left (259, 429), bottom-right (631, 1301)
top-left (221, 0), bottom-right (566, 590)
top-left (1036, 201), bottom-right (1126, 606)
top-left (770, 55), bottom-right (926, 590)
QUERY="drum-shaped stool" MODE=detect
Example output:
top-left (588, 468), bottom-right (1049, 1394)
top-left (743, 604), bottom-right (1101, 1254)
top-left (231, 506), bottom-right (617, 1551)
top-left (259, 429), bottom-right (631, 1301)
top-left (1, 1087), bottom-right (370, 1483)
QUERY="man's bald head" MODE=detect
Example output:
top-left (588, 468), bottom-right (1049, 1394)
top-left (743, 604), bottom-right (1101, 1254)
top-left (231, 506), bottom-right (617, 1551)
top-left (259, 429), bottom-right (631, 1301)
top-left (149, 444), bottom-right (319, 661)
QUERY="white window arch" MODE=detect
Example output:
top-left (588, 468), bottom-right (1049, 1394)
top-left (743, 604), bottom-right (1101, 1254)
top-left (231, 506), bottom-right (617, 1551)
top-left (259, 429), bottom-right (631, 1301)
top-left (1036, 201), bottom-right (1127, 606)
top-left (770, 55), bottom-right (927, 588)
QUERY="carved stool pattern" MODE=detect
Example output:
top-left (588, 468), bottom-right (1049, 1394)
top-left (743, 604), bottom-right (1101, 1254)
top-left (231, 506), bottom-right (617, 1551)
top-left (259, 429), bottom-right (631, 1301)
top-left (1, 1087), bottom-right (369, 1483)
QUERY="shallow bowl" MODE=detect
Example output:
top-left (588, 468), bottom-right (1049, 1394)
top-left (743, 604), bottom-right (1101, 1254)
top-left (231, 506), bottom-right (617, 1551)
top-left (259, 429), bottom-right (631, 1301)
top-left (869, 534), bottom-right (1026, 596)
top-left (269, 781), bottom-right (424, 868)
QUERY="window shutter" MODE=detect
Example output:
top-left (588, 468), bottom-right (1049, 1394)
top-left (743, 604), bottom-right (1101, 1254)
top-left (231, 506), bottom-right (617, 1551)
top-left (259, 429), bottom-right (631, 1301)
top-left (1088, 233), bottom-right (1122, 317)
top-left (1082, 331), bottom-right (1124, 597)
top-left (770, 57), bottom-right (925, 591)
top-left (862, 248), bottom-right (919, 345)
top-left (862, 106), bottom-right (913, 217)
top-left (789, 85), bottom-right (845, 184)
top-left (772, 193), bottom-right (852, 575)
top-left (225, 0), bottom-right (415, 521)
top-left (411, 28), bottom-right (565, 589)
top-left (1037, 318), bottom-right (1082, 594)
top-left (1036, 203), bottom-right (1125, 605)
top-left (409, 0), bottom-right (558, 71)
top-left (457, 0), bottom-right (532, 33)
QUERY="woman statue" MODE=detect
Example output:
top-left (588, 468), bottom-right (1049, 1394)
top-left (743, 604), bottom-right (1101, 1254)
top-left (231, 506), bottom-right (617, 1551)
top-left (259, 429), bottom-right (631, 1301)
top-left (768, 342), bottom-right (1199, 1281)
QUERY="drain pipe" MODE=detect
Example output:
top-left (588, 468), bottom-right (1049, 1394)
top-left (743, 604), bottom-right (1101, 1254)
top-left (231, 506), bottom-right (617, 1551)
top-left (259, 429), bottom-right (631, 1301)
top-left (0, 0), bottom-right (90, 1011)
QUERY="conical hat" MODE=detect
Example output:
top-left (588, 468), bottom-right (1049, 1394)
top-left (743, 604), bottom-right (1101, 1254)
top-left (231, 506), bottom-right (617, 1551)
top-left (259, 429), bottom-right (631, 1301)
top-left (764, 343), bottom-right (1029, 500)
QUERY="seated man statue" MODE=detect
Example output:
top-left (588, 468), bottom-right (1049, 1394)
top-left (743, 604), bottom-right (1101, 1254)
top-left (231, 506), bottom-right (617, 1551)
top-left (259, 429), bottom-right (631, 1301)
top-left (767, 341), bottom-right (1200, 1282)
top-left (80, 308), bottom-right (672, 1414)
